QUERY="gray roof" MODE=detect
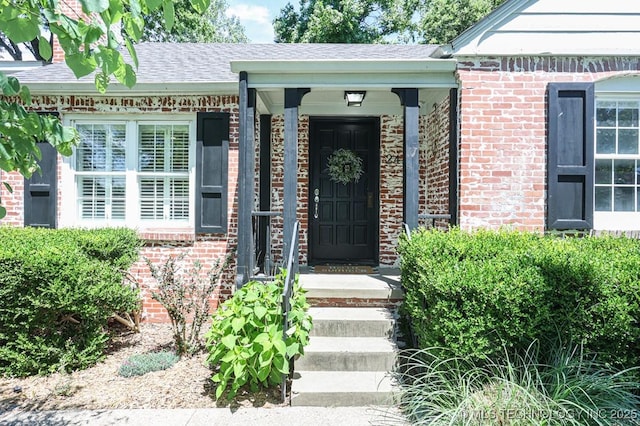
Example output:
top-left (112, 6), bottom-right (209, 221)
top-left (15, 43), bottom-right (441, 84)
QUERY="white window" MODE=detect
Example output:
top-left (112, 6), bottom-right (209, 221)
top-left (594, 99), bottom-right (640, 230)
top-left (62, 117), bottom-right (194, 228)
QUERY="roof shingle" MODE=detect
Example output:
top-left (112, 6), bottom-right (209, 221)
top-left (15, 43), bottom-right (440, 84)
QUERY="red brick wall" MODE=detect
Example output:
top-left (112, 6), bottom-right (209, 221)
top-left (456, 56), bottom-right (640, 232)
top-left (0, 170), bottom-right (24, 226)
top-left (0, 94), bottom-right (239, 323)
top-left (423, 96), bottom-right (451, 229)
top-left (268, 115), bottom-right (310, 268)
top-left (379, 115), bottom-right (404, 266)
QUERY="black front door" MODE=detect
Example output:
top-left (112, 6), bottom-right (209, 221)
top-left (308, 118), bottom-right (379, 265)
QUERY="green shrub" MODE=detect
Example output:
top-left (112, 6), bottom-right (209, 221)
top-left (0, 227), bottom-right (140, 376)
top-left (71, 227), bottom-right (141, 270)
top-left (394, 342), bottom-right (640, 426)
top-left (118, 351), bottom-right (180, 377)
top-left (398, 228), bottom-right (640, 369)
top-left (205, 272), bottom-right (312, 400)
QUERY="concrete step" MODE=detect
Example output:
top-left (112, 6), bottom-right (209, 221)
top-left (309, 307), bottom-right (395, 337)
top-left (296, 336), bottom-right (397, 371)
top-left (291, 370), bottom-right (397, 407)
top-left (300, 272), bottom-right (403, 301)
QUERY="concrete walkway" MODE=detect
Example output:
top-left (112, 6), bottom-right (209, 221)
top-left (0, 406), bottom-right (408, 425)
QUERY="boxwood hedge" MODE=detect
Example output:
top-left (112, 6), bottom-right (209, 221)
top-left (0, 227), bottom-right (141, 376)
top-left (398, 228), bottom-right (640, 369)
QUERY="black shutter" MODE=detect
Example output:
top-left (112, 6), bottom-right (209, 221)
top-left (24, 114), bottom-right (59, 228)
top-left (196, 112), bottom-right (229, 234)
top-left (547, 83), bottom-right (594, 230)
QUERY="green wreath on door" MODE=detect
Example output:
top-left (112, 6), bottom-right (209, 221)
top-left (326, 149), bottom-right (364, 185)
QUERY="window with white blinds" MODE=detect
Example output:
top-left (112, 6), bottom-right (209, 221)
top-left (76, 124), bottom-right (127, 220)
top-left (138, 125), bottom-right (190, 221)
top-left (72, 121), bottom-right (192, 225)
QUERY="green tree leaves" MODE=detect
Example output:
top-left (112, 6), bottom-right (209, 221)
top-left (274, 0), bottom-right (505, 44)
top-left (0, 3), bottom-right (41, 43)
top-left (139, 0), bottom-right (247, 43)
top-left (0, 0), bottom-right (218, 218)
top-left (80, 0), bottom-right (111, 13)
top-left (417, 0), bottom-right (506, 44)
top-left (274, 0), bottom-right (413, 43)
top-left (0, 74), bottom-right (78, 214)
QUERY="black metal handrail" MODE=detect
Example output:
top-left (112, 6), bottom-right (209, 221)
top-left (419, 213), bottom-right (451, 228)
top-left (404, 213), bottom-right (453, 240)
top-left (280, 220), bottom-right (299, 403)
top-left (250, 211), bottom-right (282, 280)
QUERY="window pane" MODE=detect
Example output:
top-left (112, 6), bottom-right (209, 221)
top-left (596, 129), bottom-right (616, 154)
top-left (614, 187), bottom-right (635, 211)
top-left (140, 178), bottom-right (164, 220)
top-left (595, 186), bottom-right (612, 211)
top-left (111, 127), bottom-right (126, 171)
top-left (77, 125), bottom-right (106, 171)
top-left (595, 159), bottom-right (612, 184)
top-left (618, 102), bottom-right (639, 127)
top-left (596, 102), bottom-right (616, 127)
top-left (139, 125), bottom-right (189, 173)
top-left (112, 177), bottom-right (126, 220)
top-left (618, 129), bottom-right (639, 154)
top-left (614, 159), bottom-right (636, 184)
top-left (78, 176), bottom-right (126, 220)
top-left (139, 126), bottom-right (166, 172)
top-left (595, 100), bottom-right (640, 217)
top-left (79, 177), bottom-right (106, 219)
top-left (76, 124), bottom-right (126, 171)
top-left (170, 178), bottom-right (189, 220)
top-left (171, 126), bottom-right (189, 172)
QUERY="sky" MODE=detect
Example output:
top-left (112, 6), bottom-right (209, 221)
top-left (226, 0), bottom-right (292, 44)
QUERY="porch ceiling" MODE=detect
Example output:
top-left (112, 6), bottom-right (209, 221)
top-left (232, 58), bottom-right (457, 116)
top-left (256, 88), bottom-right (451, 116)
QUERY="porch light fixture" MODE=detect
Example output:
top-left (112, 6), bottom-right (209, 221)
top-left (344, 91), bottom-right (366, 107)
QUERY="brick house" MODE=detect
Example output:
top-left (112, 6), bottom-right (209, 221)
top-left (2, 0), bottom-right (640, 321)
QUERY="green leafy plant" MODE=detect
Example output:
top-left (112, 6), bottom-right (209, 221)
top-left (0, 227), bottom-right (140, 376)
top-left (118, 351), bottom-right (180, 377)
top-left (393, 342), bottom-right (640, 426)
top-left (205, 272), bottom-right (312, 400)
top-left (398, 228), bottom-right (640, 370)
top-left (146, 254), bottom-right (229, 356)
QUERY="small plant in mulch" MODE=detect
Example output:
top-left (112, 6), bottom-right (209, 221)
top-left (146, 253), bottom-right (230, 357)
top-left (118, 351), bottom-right (180, 377)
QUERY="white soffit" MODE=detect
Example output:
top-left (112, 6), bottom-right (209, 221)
top-left (230, 59), bottom-right (458, 88)
top-left (449, 0), bottom-right (640, 57)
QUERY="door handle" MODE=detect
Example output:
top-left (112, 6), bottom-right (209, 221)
top-left (368, 192), bottom-right (374, 208)
top-left (314, 188), bottom-right (319, 219)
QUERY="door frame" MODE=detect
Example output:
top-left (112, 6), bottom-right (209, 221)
top-left (307, 116), bottom-right (380, 266)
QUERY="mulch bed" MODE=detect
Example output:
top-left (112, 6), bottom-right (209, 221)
top-left (0, 323), bottom-right (285, 411)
